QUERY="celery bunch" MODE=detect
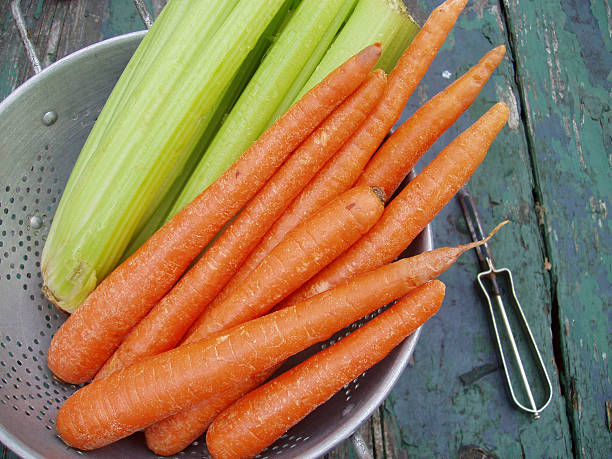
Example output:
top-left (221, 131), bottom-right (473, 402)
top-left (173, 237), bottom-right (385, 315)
top-left (295, 0), bottom-right (418, 101)
top-left (44, 0), bottom-right (419, 314)
top-left (173, 0), bottom-right (418, 218)
top-left (169, 0), bottom-right (358, 218)
top-left (132, 0), bottom-right (418, 248)
top-left (42, 0), bottom-right (291, 313)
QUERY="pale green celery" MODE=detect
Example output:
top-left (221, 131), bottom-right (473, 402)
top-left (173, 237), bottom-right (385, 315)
top-left (169, 0), bottom-right (352, 218)
top-left (50, 1), bottom-right (197, 220)
top-left (376, 12), bottom-right (419, 71)
top-left (295, 0), bottom-right (417, 101)
top-left (46, 0), bottom-right (238, 251)
top-left (121, 1), bottom-right (297, 260)
top-left (42, 0), bottom-right (287, 312)
top-left (270, 0), bottom-right (358, 123)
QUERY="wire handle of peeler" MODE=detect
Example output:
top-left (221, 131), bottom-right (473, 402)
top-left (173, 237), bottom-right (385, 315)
top-left (458, 187), bottom-right (553, 419)
top-left (477, 267), bottom-right (553, 418)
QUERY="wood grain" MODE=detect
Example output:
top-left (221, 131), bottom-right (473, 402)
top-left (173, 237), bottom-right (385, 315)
top-left (500, 0), bottom-right (611, 456)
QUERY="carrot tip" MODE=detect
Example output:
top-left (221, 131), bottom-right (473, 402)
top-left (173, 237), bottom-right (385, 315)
top-left (361, 43), bottom-right (382, 61)
top-left (493, 44), bottom-right (506, 55)
top-left (437, 0), bottom-right (468, 14)
top-left (448, 0), bottom-right (469, 9)
top-left (430, 279), bottom-right (446, 296)
top-left (492, 101), bottom-right (510, 120)
top-left (481, 220), bottom-right (509, 245)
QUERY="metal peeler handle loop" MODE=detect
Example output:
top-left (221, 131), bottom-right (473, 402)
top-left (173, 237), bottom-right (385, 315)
top-left (459, 187), bottom-right (553, 419)
top-left (477, 268), bottom-right (553, 418)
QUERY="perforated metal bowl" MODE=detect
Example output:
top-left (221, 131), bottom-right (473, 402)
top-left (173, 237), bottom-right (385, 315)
top-left (0, 31), bottom-right (432, 459)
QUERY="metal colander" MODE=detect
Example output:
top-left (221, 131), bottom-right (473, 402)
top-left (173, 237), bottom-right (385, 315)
top-left (0, 6), bottom-right (432, 458)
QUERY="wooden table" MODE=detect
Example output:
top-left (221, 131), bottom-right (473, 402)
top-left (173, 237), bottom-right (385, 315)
top-left (1, 1), bottom-right (609, 457)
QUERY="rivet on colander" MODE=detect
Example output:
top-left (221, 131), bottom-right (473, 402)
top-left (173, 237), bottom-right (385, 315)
top-left (30, 215), bottom-right (42, 229)
top-left (41, 110), bottom-right (58, 126)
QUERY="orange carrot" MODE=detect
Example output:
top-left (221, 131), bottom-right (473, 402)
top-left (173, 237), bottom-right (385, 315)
top-left (46, 44), bottom-right (382, 385)
top-left (280, 102), bottom-right (510, 308)
top-left (206, 281), bottom-right (445, 459)
top-left (145, 368), bottom-right (276, 456)
top-left (217, 0), bottom-right (468, 298)
top-left (182, 185), bottom-right (386, 345)
top-left (95, 70), bottom-right (387, 380)
top-left (357, 45), bottom-right (506, 197)
top-left (56, 256), bottom-right (447, 450)
top-left (143, 221), bottom-right (506, 456)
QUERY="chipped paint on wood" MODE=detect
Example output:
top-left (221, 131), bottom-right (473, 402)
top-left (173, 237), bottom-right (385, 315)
top-left (502, 0), bottom-right (611, 456)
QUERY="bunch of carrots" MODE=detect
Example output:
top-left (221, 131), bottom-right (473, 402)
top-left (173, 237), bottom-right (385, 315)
top-left (45, 0), bottom-right (511, 456)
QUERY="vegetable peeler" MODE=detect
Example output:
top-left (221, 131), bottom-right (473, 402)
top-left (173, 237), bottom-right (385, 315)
top-left (457, 188), bottom-right (553, 419)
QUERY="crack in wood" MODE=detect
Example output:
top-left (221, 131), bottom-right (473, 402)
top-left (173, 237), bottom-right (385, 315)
top-left (497, 1), bottom-right (579, 457)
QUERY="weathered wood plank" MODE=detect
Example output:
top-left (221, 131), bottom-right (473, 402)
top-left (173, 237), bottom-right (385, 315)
top-left (501, 0), bottom-right (612, 456)
top-left (0, 0), bottom-right (160, 102)
top-left (385, 0), bottom-right (573, 457)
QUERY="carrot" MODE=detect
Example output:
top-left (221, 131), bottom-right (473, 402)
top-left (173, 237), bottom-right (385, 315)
top-left (143, 221), bottom-right (506, 456)
top-left (56, 257), bottom-right (448, 450)
top-left (94, 70), bottom-right (387, 380)
top-left (145, 367), bottom-right (277, 456)
top-left (280, 102), bottom-right (510, 308)
top-left (46, 43), bottom-right (382, 385)
top-left (217, 0), bottom-right (468, 298)
top-left (206, 281), bottom-right (445, 459)
top-left (357, 45), bottom-right (506, 197)
top-left (182, 185), bottom-right (386, 345)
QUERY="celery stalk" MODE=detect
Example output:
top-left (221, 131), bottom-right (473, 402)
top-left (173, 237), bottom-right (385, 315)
top-left (295, 0), bottom-right (419, 100)
top-left (42, 0), bottom-right (288, 313)
top-left (270, 0), bottom-right (358, 123)
top-left (53, 1), bottom-right (201, 212)
top-left (169, 0), bottom-right (352, 218)
top-left (376, 10), bottom-right (419, 72)
top-left (121, 1), bottom-right (297, 260)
